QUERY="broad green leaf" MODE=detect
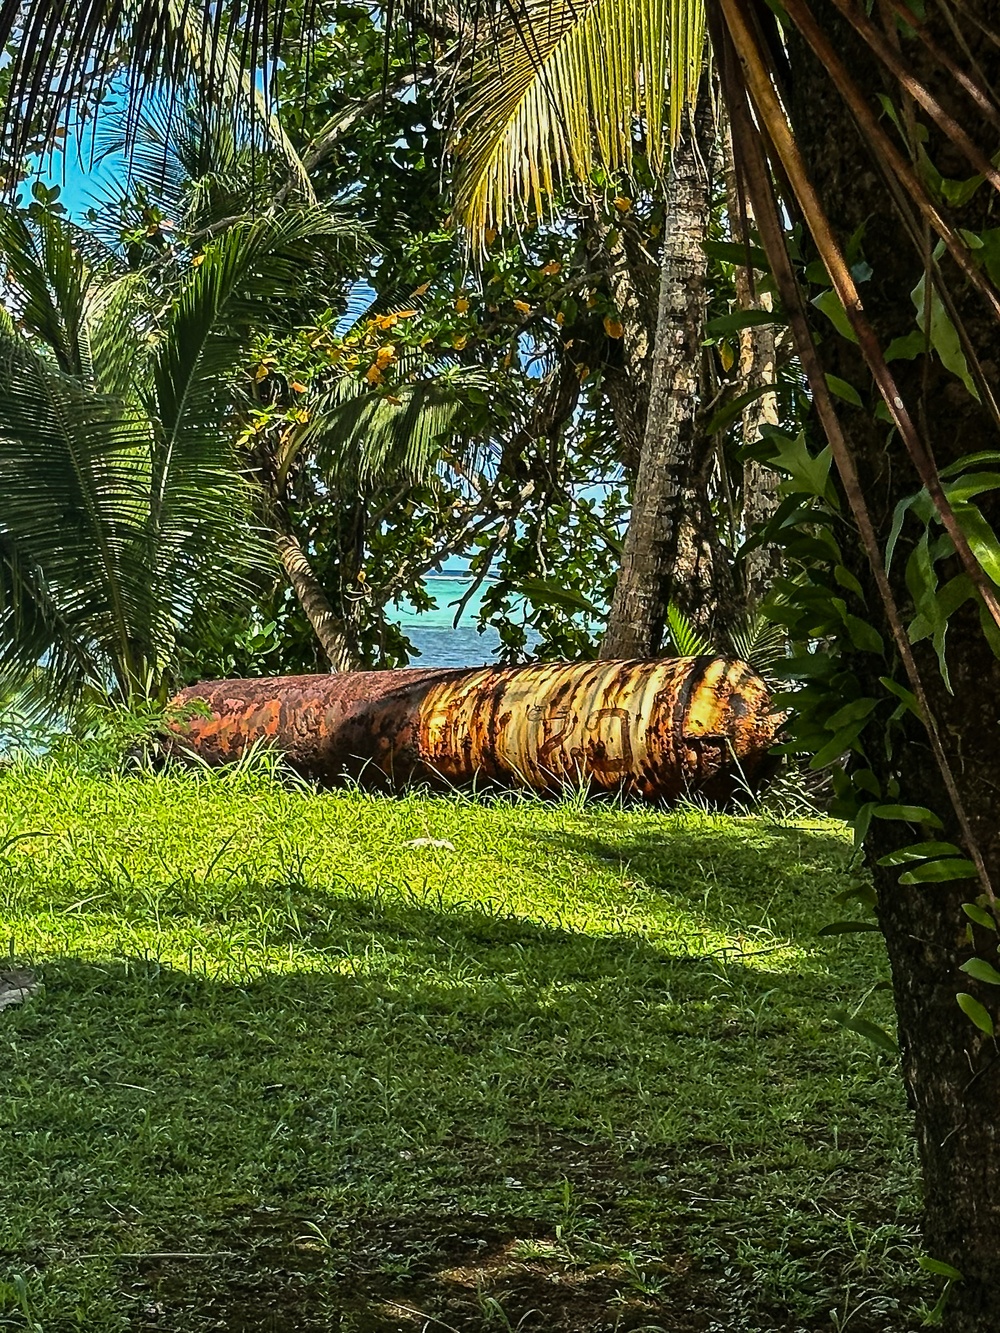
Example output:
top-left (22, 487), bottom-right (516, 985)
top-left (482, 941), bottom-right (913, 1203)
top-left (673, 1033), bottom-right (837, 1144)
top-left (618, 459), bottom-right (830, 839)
top-left (957, 992), bottom-right (994, 1034)
top-left (517, 578), bottom-right (599, 617)
top-left (885, 493), bottom-right (917, 570)
top-left (878, 841), bottom-right (962, 866)
top-left (951, 503), bottom-right (1000, 586)
top-left (834, 565), bottom-right (865, 599)
top-left (852, 768), bottom-right (881, 797)
top-left (960, 957), bottom-right (1000, 986)
top-left (941, 173), bottom-right (985, 206)
top-left (705, 382), bottom-right (781, 436)
top-left (898, 858), bottom-right (977, 884)
top-left (884, 328), bottom-right (926, 363)
top-left (879, 676), bottom-right (920, 716)
top-left (825, 373), bottom-right (862, 407)
top-left (853, 801), bottom-right (876, 849)
top-left (702, 240), bottom-right (769, 270)
top-left (873, 805), bottom-right (944, 828)
top-left (943, 471), bottom-right (1000, 504)
top-left (940, 449), bottom-right (1000, 479)
top-left (769, 433), bottom-right (833, 498)
top-left (833, 1011), bottom-right (899, 1055)
top-left (843, 615), bottom-right (883, 654)
top-left (834, 880), bottom-right (877, 908)
top-left (812, 288), bottom-right (858, 342)
top-left (910, 273), bottom-right (979, 399)
top-left (705, 308), bottom-right (784, 338)
top-left (825, 697), bottom-right (878, 730)
top-left (918, 1256), bottom-right (964, 1281)
top-left (809, 720), bottom-right (867, 769)
top-left (962, 903), bottom-right (997, 931)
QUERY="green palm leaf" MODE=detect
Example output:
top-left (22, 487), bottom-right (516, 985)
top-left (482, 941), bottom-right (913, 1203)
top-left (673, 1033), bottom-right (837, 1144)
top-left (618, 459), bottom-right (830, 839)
top-left (305, 366), bottom-right (499, 486)
top-left (0, 205), bottom-right (365, 705)
top-left (454, 0), bottom-right (706, 237)
top-left (0, 0), bottom-right (287, 166)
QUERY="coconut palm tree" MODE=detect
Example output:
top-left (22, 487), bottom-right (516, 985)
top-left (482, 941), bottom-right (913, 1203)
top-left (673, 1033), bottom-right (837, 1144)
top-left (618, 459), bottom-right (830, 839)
top-left (0, 201), bottom-right (352, 704)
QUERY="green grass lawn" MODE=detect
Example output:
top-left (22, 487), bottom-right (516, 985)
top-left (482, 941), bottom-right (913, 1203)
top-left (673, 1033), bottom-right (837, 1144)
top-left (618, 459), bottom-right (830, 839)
top-left (0, 759), bottom-right (923, 1332)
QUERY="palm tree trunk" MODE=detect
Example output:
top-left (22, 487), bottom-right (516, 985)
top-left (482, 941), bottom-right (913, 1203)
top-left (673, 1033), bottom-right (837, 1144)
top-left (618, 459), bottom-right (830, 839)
top-left (274, 530), bottom-right (361, 672)
top-left (600, 87), bottom-right (736, 659)
top-left (593, 210), bottom-right (659, 473)
top-left (782, 6), bottom-right (1000, 1326)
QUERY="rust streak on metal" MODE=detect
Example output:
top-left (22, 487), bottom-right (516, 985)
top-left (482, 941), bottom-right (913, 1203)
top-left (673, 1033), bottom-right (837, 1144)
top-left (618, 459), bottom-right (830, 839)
top-left (169, 659), bottom-right (778, 805)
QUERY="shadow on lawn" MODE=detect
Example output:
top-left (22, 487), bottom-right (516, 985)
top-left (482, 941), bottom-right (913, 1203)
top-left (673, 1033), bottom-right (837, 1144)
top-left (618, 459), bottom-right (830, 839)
top-left (527, 816), bottom-right (860, 941)
top-left (3, 874), bottom-right (914, 1333)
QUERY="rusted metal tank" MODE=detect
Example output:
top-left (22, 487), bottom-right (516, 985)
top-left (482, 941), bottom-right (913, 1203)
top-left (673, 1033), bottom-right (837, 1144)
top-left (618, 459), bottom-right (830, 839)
top-left (168, 658), bottom-right (778, 805)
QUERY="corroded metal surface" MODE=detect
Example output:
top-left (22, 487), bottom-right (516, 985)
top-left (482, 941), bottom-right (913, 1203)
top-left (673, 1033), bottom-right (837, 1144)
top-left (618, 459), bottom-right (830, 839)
top-left (168, 658), bottom-right (778, 804)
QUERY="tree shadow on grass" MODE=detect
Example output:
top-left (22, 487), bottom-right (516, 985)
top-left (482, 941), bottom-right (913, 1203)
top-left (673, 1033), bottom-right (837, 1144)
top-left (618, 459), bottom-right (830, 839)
top-left (524, 815), bottom-right (862, 943)
top-left (2, 879), bottom-right (914, 1333)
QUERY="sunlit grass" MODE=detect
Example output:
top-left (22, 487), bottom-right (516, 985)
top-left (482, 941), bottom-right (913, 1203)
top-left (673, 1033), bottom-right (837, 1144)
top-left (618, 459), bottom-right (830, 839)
top-left (0, 759), bottom-right (921, 1332)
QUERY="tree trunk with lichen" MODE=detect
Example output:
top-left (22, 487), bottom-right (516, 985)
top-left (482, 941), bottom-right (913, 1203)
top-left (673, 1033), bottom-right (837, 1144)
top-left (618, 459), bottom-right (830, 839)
top-left (274, 530), bottom-right (361, 672)
top-left (601, 89), bottom-right (737, 658)
top-left (785, 6), bottom-right (1000, 1327)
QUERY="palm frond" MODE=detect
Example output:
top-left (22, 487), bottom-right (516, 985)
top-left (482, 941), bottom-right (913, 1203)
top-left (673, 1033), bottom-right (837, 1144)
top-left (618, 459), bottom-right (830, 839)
top-left (729, 610), bottom-right (787, 679)
top-left (0, 208), bottom-right (92, 377)
top-left (664, 600), bottom-right (714, 656)
top-left (151, 207), bottom-right (366, 450)
top-left (0, 329), bottom-right (155, 700)
top-left (0, 0), bottom-right (293, 170)
top-left (453, 0), bottom-right (706, 238)
top-left (305, 366), bottom-right (502, 486)
top-left (0, 204), bottom-right (329, 705)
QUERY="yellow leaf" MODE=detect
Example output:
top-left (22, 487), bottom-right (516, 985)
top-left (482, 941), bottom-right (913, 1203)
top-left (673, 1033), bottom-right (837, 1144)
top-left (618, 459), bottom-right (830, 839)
top-left (191, 253), bottom-right (205, 267)
top-left (603, 317), bottom-right (624, 339)
top-left (541, 260), bottom-right (561, 276)
top-left (586, 291), bottom-right (597, 308)
top-left (455, 297), bottom-right (470, 314)
top-left (575, 363), bottom-right (590, 381)
top-left (365, 364), bottom-right (383, 384)
top-left (718, 340), bottom-right (736, 373)
top-left (395, 309), bottom-right (418, 319)
top-left (485, 228), bottom-right (497, 245)
top-left (385, 395), bottom-right (403, 405)
top-left (413, 282), bottom-right (431, 296)
top-left (375, 344), bottom-right (397, 368)
top-left (614, 196), bottom-right (632, 212)
top-left (555, 311), bottom-right (565, 327)
top-left (513, 300), bottom-right (531, 314)
top-left (375, 313), bottom-right (398, 330)
top-left (453, 333), bottom-right (469, 350)
top-left (290, 381), bottom-right (308, 393)
top-left (254, 364), bottom-right (269, 381)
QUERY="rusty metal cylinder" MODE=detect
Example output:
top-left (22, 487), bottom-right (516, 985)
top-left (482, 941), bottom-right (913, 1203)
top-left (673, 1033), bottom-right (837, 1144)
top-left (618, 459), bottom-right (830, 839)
top-left (169, 657), bottom-right (778, 804)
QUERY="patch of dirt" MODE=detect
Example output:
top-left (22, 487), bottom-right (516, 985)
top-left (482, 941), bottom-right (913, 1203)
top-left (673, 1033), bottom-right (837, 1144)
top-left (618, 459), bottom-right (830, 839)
top-left (124, 1210), bottom-right (909, 1333)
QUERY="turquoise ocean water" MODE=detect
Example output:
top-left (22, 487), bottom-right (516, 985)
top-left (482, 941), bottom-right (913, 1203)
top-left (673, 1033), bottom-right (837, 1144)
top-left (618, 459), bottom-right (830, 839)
top-left (393, 575), bottom-right (539, 668)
